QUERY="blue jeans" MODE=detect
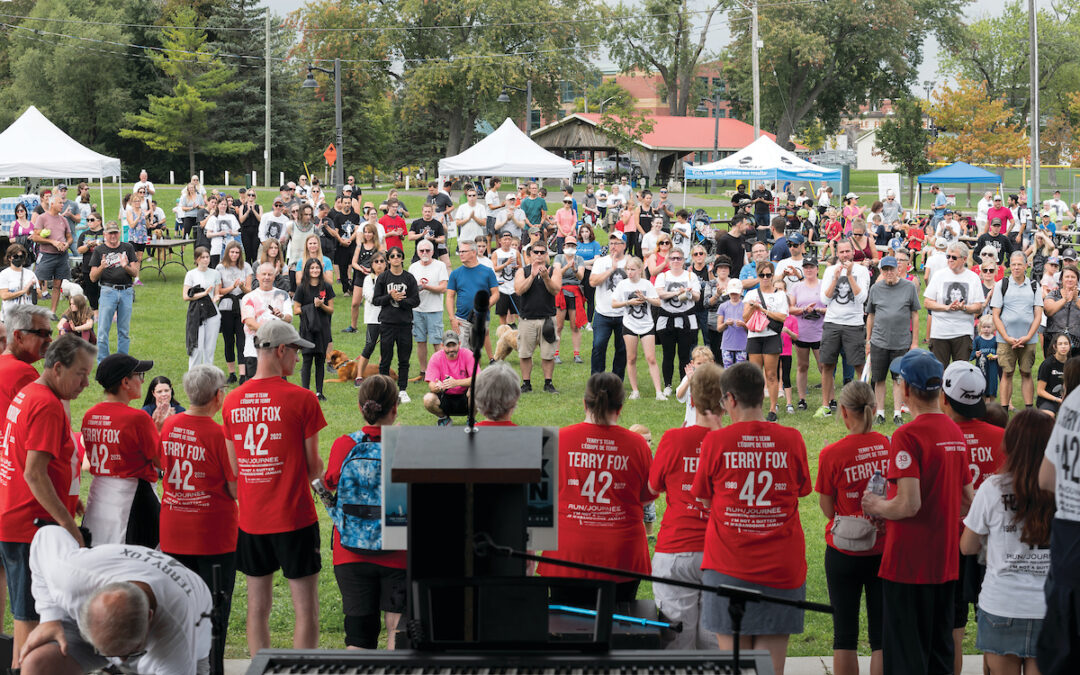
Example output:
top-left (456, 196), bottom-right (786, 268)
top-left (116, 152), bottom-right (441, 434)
top-left (97, 285), bottom-right (133, 362)
top-left (590, 312), bottom-right (626, 379)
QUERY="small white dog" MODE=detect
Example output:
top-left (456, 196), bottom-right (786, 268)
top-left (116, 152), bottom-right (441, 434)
top-left (60, 279), bottom-right (83, 299)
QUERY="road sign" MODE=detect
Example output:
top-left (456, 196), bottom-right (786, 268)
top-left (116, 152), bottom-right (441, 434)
top-left (324, 143), bottom-right (337, 166)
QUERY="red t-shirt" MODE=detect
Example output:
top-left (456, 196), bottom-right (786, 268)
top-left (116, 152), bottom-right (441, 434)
top-left (80, 402), bottom-right (160, 483)
top-left (537, 422), bottom-right (652, 582)
top-left (0, 383), bottom-right (80, 542)
top-left (878, 413), bottom-right (972, 584)
top-left (649, 425), bottom-right (711, 553)
top-left (691, 421), bottom-right (812, 589)
top-left (222, 376), bottom-right (326, 534)
top-left (814, 432), bottom-right (892, 556)
top-left (379, 215), bottom-right (406, 252)
top-left (325, 426), bottom-right (407, 569)
top-left (476, 420), bottom-right (516, 427)
top-left (0, 354), bottom-right (38, 416)
top-left (159, 414), bottom-right (238, 556)
top-left (955, 418), bottom-right (1004, 491)
top-left (907, 227), bottom-right (925, 251)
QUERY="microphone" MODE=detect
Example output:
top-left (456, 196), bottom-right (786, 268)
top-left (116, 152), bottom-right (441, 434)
top-left (470, 289), bottom-right (490, 353)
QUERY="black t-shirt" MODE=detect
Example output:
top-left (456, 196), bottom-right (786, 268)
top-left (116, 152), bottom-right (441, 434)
top-left (751, 188), bottom-right (773, 215)
top-left (294, 280), bottom-right (336, 352)
top-left (519, 264), bottom-right (557, 319)
top-left (731, 190), bottom-right (751, 209)
top-left (239, 204), bottom-right (262, 230)
top-left (1040, 357), bottom-right (1066, 401)
top-left (714, 231), bottom-right (746, 278)
top-left (77, 227), bottom-right (105, 272)
top-left (331, 209), bottom-right (361, 258)
top-left (974, 233), bottom-right (1013, 264)
top-left (409, 218), bottom-right (448, 261)
top-left (88, 242), bottom-right (138, 286)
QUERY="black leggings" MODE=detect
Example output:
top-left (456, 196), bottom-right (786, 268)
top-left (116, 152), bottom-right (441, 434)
top-left (708, 329), bottom-right (724, 364)
top-left (219, 309), bottom-right (245, 366)
top-left (658, 326), bottom-right (695, 387)
top-left (380, 323), bottom-right (412, 390)
top-left (241, 227), bottom-right (260, 264)
top-left (361, 323), bottom-right (381, 359)
top-left (301, 351), bottom-right (326, 394)
top-left (778, 354), bottom-right (793, 389)
top-left (824, 546), bottom-right (883, 651)
top-left (182, 216), bottom-right (197, 238)
top-left (581, 268), bottom-right (595, 322)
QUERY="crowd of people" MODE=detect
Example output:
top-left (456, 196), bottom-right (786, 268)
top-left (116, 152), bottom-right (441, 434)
top-left (4, 172), bottom-right (1080, 674)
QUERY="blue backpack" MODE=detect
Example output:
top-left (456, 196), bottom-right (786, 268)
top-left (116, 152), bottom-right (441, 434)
top-left (328, 432), bottom-right (387, 553)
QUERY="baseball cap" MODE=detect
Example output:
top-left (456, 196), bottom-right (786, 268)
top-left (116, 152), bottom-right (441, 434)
top-left (273, 198), bottom-right (284, 206)
top-left (993, 195), bottom-right (1003, 201)
top-left (934, 239), bottom-right (947, 250)
top-left (725, 279), bottom-right (743, 295)
top-left (796, 208), bottom-right (809, 219)
top-left (342, 185), bottom-right (353, 194)
top-left (942, 361), bottom-right (987, 418)
top-left (801, 255), bottom-right (819, 267)
top-left (944, 209), bottom-right (954, 215)
top-left (1048, 256), bottom-right (1061, 266)
top-left (798, 186), bottom-right (807, 192)
top-left (95, 353), bottom-right (154, 390)
top-left (57, 183), bottom-right (69, 190)
top-left (254, 321), bottom-right (314, 351)
top-left (846, 192), bottom-right (858, 199)
top-left (609, 232), bottom-right (626, 243)
top-left (990, 218), bottom-right (1002, 226)
top-left (442, 330), bottom-right (461, 345)
top-left (563, 196), bottom-right (573, 203)
top-left (890, 349), bottom-right (943, 392)
top-left (505, 194), bottom-right (517, 201)
top-left (788, 232), bottom-right (806, 245)
top-left (879, 255), bottom-right (898, 269)
top-left (103, 221), bottom-right (120, 233)
top-left (1065, 249), bottom-right (1078, 261)
top-left (1042, 211), bottom-right (1052, 217)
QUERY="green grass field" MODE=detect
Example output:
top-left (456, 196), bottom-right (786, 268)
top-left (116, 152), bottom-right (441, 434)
top-left (6, 181), bottom-right (1027, 658)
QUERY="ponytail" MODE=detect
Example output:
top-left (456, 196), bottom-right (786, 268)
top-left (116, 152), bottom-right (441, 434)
top-left (838, 381), bottom-right (875, 435)
top-left (584, 372), bottom-right (624, 424)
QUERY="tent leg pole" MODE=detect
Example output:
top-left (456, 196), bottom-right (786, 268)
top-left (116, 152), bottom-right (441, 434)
top-left (99, 176), bottom-right (105, 218)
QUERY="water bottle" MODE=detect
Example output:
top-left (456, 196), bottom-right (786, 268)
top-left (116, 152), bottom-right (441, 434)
top-left (311, 478), bottom-right (336, 510)
top-left (867, 470), bottom-right (886, 497)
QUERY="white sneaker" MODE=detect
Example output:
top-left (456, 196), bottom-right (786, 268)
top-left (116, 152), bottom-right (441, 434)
top-left (628, 390), bottom-right (640, 400)
top-left (398, 390), bottom-right (411, 403)
top-left (584, 323), bottom-right (593, 332)
top-left (663, 386), bottom-right (672, 397)
top-left (655, 392), bottom-right (668, 401)
top-left (900, 404), bottom-right (910, 414)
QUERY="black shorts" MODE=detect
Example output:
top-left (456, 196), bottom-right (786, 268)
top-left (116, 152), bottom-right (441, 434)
top-left (560, 291), bottom-right (577, 310)
top-left (495, 292), bottom-right (516, 317)
top-left (334, 562), bottom-right (407, 616)
top-left (439, 392), bottom-right (470, 417)
top-left (131, 242), bottom-right (146, 253)
top-left (624, 327), bottom-right (654, 338)
top-left (793, 339), bottom-right (820, 350)
top-left (747, 334), bottom-right (782, 355)
top-left (237, 522), bottom-right (322, 579)
top-left (870, 346), bottom-right (910, 385)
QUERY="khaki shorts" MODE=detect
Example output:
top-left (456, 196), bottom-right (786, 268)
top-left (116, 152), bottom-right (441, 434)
top-left (518, 318), bottom-right (556, 360)
top-left (997, 340), bottom-right (1037, 374)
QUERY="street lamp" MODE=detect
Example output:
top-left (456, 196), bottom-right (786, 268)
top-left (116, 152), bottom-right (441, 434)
top-left (497, 80), bottom-right (533, 134)
top-left (302, 59), bottom-right (344, 189)
top-left (698, 92), bottom-right (723, 194)
top-left (923, 80), bottom-right (933, 101)
top-left (598, 96), bottom-right (617, 115)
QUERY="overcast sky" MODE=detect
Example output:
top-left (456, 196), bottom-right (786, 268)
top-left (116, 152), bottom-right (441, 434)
top-left (266, 0), bottom-right (1010, 90)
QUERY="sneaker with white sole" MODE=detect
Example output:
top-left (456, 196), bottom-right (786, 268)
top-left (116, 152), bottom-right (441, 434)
top-left (663, 386), bottom-right (672, 397)
top-left (813, 406), bottom-right (832, 418)
top-left (655, 392), bottom-right (668, 401)
top-left (628, 390), bottom-right (641, 400)
top-left (398, 390), bottom-right (411, 403)
top-left (875, 413), bottom-right (886, 425)
top-left (893, 413), bottom-right (903, 425)
top-left (786, 404), bottom-right (795, 414)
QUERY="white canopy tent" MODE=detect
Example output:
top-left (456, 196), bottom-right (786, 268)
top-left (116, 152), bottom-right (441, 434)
top-left (0, 106), bottom-right (122, 214)
top-left (438, 118), bottom-right (573, 180)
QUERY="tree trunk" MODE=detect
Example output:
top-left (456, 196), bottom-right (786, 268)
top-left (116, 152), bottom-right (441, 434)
top-left (775, 114), bottom-right (794, 149)
top-left (1048, 168), bottom-right (1058, 188)
top-left (906, 173), bottom-right (916, 209)
top-left (447, 115), bottom-right (464, 158)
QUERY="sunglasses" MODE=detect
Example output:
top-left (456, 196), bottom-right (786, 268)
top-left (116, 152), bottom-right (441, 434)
top-left (659, 241), bottom-right (671, 246)
top-left (946, 255), bottom-right (963, 261)
top-left (692, 251), bottom-right (705, 256)
top-left (669, 257), bottom-right (684, 262)
top-left (759, 272), bottom-right (773, 278)
top-left (20, 328), bottom-right (52, 339)
top-left (532, 250), bottom-right (548, 255)
top-left (388, 253), bottom-right (403, 259)
top-left (981, 268), bottom-right (996, 273)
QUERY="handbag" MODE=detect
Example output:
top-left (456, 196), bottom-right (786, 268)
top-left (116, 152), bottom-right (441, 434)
top-left (830, 515), bottom-right (878, 552)
top-left (757, 289), bottom-right (785, 333)
top-left (746, 310), bottom-right (769, 333)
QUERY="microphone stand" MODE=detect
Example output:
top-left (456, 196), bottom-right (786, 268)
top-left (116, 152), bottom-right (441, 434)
top-left (476, 533), bottom-right (832, 673)
top-left (464, 290), bottom-right (489, 434)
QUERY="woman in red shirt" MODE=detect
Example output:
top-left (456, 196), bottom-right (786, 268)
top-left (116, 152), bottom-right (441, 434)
top-left (691, 361), bottom-right (811, 675)
top-left (325, 374), bottom-right (406, 649)
top-left (159, 365), bottom-right (238, 636)
top-left (815, 382), bottom-right (891, 675)
top-left (537, 372), bottom-right (653, 605)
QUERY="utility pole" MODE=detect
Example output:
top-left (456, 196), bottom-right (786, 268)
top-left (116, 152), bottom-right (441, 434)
top-left (751, 0), bottom-right (760, 139)
top-left (334, 58), bottom-right (343, 187)
top-left (1028, 0), bottom-right (1040, 208)
top-left (264, 12), bottom-right (271, 188)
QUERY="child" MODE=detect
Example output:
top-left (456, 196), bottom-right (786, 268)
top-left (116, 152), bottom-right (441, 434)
top-left (628, 423), bottom-right (656, 535)
top-left (779, 307), bottom-right (800, 414)
top-left (905, 219), bottom-right (925, 270)
top-left (971, 315), bottom-right (999, 400)
top-left (706, 256), bottom-right (732, 363)
top-left (58, 293), bottom-right (95, 343)
top-left (715, 280), bottom-right (748, 368)
top-left (824, 208), bottom-right (843, 259)
top-left (675, 346), bottom-right (715, 428)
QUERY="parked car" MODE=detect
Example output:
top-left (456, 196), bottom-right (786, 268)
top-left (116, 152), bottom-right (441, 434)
top-left (593, 156), bottom-right (642, 178)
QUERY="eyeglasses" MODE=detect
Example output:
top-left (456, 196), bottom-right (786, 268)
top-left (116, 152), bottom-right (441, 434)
top-left (669, 257), bottom-right (684, 262)
top-left (388, 254), bottom-right (404, 261)
top-left (693, 251), bottom-right (705, 256)
top-left (758, 272), bottom-right (773, 278)
top-left (981, 268), bottom-right (996, 273)
top-left (20, 329), bottom-right (52, 339)
top-left (531, 250), bottom-right (548, 255)
top-left (659, 241), bottom-right (671, 246)
top-left (946, 255), bottom-right (963, 261)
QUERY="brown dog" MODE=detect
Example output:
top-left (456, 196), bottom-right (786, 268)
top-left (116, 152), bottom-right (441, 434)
top-left (493, 324), bottom-right (519, 361)
top-left (326, 349), bottom-right (424, 383)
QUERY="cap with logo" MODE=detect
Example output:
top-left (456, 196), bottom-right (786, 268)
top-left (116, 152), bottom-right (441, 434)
top-left (104, 221), bottom-right (120, 233)
top-left (788, 232), bottom-right (806, 245)
top-left (943, 361), bottom-right (987, 418)
top-left (254, 320), bottom-right (314, 351)
top-left (725, 279), bottom-right (744, 295)
top-left (1064, 249), bottom-right (1078, 261)
top-left (934, 239), bottom-right (948, 250)
top-left (442, 330), bottom-right (461, 345)
top-left (95, 353), bottom-right (154, 390)
top-left (889, 349), bottom-right (943, 392)
top-left (802, 255), bottom-right (819, 267)
top-left (879, 256), bottom-right (898, 269)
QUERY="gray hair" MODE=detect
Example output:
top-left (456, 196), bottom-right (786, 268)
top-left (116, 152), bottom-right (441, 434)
top-left (458, 240), bottom-right (476, 253)
top-left (256, 262), bottom-right (277, 276)
top-left (474, 361), bottom-right (520, 421)
top-left (78, 581), bottom-right (150, 657)
top-left (183, 365), bottom-right (226, 407)
top-left (7, 304), bottom-right (52, 332)
top-left (43, 334), bottom-right (95, 369)
top-left (1009, 250), bottom-right (1028, 265)
top-left (946, 242), bottom-right (969, 259)
top-left (416, 239), bottom-right (434, 251)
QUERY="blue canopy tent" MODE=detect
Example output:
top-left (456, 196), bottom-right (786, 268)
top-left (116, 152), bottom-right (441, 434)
top-left (916, 161), bottom-right (1003, 215)
top-left (684, 135), bottom-right (841, 182)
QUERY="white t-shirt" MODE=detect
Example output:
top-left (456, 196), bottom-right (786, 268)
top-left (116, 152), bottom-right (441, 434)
top-left (183, 267), bottom-right (220, 304)
top-left (614, 277), bottom-right (658, 335)
top-left (1046, 387), bottom-right (1080, 521)
top-left (485, 190), bottom-right (504, 219)
top-left (0, 266), bottom-right (35, 321)
top-left (935, 219), bottom-right (962, 243)
top-left (133, 180), bottom-right (155, 210)
top-left (641, 229), bottom-right (662, 256)
top-left (653, 269), bottom-right (697, 316)
top-left (455, 202), bottom-right (487, 230)
top-left (408, 259), bottom-right (448, 313)
top-left (596, 189), bottom-right (609, 208)
top-left (592, 255), bottom-right (628, 317)
top-left (362, 276), bottom-right (381, 325)
top-left (258, 213), bottom-right (290, 242)
top-left (205, 214), bottom-right (239, 255)
top-left (240, 287), bottom-right (293, 357)
top-left (924, 251), bottom-right (948, 282)
top-left (774, 256), bottom-right (805, 286)
top-left (617, 184), bottom-right (632, 204)
top-left (817, 187), bottom-right (831, 208)
top-left (925, 267), bottom-right (984, 339)
top-left (493, 248), bottom-right (519, 295)
top-left (963, 474), bottom-right (1049, 619)
top-left (670, 222), bottom-right (693, 258)
top-left (30, 527), bottom-right (211, 675)
top-left (976, 197), bottom-right (993, 223)
top-left (1047, 198), bottom-right (1070, 223)
top-left (820, 263), bottom-right (871, 326)
top-left (746, 288), bottom-right (789, 338)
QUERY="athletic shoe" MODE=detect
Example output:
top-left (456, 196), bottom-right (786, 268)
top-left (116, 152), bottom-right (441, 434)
top-left (900, 404), bottom-right (910, 414)
top-left (489, 358), bottom-right (495, 366)
top-left (134, 279), bottom-right (144, 286)
top-left (786, 404), bottom-right (795, 414)
top-left (343, 326), bottom-right (358, 333)
top-left (628, 390), bottom-right (641, 400)
top-left (663, 386), bottom-right (673, 397)
top-left (829, 399), bottom-right (838, 411)
top-left (584, 323), bottom-right (592, 332)
top-left (520, 381), bottom-right (533, 393)
top-left (438, 416), bottom-right (452, 427)
top-left (814, 406), bottom-right (832, 418)
top-left (354, 378), bottom-right (363, 388)
top-left (573, 355), bottom-right (583, 364)
top-left (797, 399), bottom-right (808, 411)
top-left (316, 393), bottom-right (327, 402)
top-left (875, 413), bottom-right (886, 425)
top-left (238, 375), bottom-right (247, 386)
top-left (554, 354), bottom-right (562, 364)
top-left (543, 382), bottom-right (559, 394)
top-left (766, 411), bottom-right (778, 422)
top-left (398, 390), bottom-right (411, 403)
top-left (655, 392), bottom-right (668, 401)
top-left (893, 413), bottom-right (903, 425)
top-left (226, 373), bottom-right (237, 385)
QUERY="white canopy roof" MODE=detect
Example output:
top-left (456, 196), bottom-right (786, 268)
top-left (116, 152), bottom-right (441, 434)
top-left (0, 106), bottom-right (121, 179)
top-left (684, 135), bottom-right (839, 182)
top-left (439, 118), bottom-right (572, 179)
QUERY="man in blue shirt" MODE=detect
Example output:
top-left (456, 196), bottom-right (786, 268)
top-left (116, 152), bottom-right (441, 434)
top-left (521, 182), bottom-right (548, 234)
top-left (739, 241), bottom-right (769, 291)
top-left (931, 184), bottom-right (948, 228)
top-left (446, 239), bottom-right (499, 362)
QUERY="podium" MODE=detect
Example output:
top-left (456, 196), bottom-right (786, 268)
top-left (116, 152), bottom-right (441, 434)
top-left (385, 425), bottom-right (553, 643)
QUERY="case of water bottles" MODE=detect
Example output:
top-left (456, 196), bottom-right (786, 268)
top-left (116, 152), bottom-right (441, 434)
top-left (0, 195), bottom-right (38, 236)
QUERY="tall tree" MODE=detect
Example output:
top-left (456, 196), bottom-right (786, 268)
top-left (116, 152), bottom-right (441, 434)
top-left (724, 0), bottom-right (965, 147)
top-left (927, 79), bottom-right (1026, 168)
top-left (875, 97), bottom-right (932, 204)
top-left (603, 0), bottom-right (723, 117)
top-left (120, 7), bottom-right (255, 176)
